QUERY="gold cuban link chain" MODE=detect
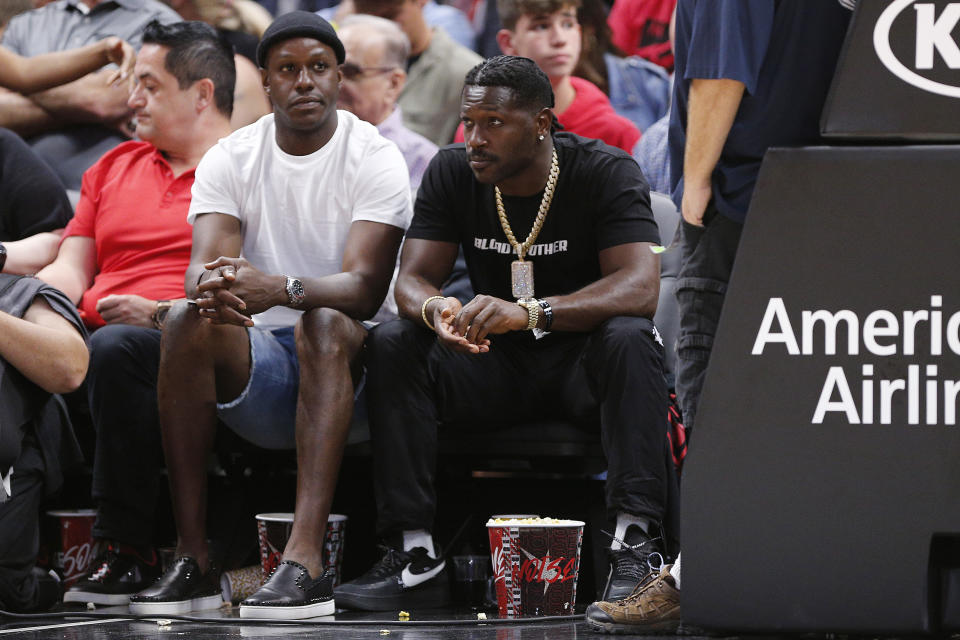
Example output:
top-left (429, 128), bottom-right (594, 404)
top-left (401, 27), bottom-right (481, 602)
top-left (494, 148), bottom-right (559, 261)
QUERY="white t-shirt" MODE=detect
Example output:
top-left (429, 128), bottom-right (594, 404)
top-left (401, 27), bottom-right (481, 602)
top-left (189, 111), bottom-right (412, 328)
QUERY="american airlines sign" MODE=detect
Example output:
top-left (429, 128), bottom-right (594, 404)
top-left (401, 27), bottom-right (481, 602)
top-left (874, 0), bottom-right (960, 97)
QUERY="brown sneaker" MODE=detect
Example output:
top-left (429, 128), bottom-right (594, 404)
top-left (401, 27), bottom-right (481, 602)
top-left (585, 564), bottom-right (680, 634)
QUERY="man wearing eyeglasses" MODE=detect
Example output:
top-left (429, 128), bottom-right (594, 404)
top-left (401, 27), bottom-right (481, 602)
top-left (354, 0), bottom-right (482, 146)
top-left (337, 14), bottom-right (438, 194)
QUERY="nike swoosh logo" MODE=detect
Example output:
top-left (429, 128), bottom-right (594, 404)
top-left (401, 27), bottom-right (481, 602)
top-left (401, 559), bottom-right (445, 588)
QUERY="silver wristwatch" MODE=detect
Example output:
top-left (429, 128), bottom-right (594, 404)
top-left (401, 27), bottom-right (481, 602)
top-left (284, 276), bottom-right (305, 307)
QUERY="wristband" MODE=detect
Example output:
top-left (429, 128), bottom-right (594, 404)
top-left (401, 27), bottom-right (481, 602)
top-left (420, 295), bottom-right (446, 331)
top-left (537, 298), bottom-right (553, 331)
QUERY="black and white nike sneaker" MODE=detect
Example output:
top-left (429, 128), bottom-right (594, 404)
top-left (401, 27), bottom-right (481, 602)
top-left (334, 545), bottom-right (451, 611)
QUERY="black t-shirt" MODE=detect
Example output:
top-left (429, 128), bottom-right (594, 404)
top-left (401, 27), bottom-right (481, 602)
top-left (409, 133), bottom-right (660, 304)
top-left (0, 128), bottom-right (72, 241)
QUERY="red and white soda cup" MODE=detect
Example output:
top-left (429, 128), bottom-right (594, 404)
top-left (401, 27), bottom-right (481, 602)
top-left (255, 513), bottom-right (347, 586)
top-left (46, 509), bottom-right (97, 589)
top-left (487, 517), bottom-right (584, 618)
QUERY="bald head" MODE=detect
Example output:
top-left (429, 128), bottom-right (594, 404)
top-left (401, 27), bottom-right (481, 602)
top-left (337, 14), bottom-right (410, 125)
top-left (339, 14), bottom-right (410, 67)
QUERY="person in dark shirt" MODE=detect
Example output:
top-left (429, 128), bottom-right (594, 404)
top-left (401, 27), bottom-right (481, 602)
top-left (585, 1), bottom-right (852, 633)
top-left (0, 129), bottom-right (73, 276)
top-left (336, 55), bottom-right (674, 612)
top-left (0, 275), bottom-right (88, 612)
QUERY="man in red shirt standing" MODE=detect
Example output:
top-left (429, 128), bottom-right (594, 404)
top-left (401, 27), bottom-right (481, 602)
top-left (36, 20), bottom-right (235, 606)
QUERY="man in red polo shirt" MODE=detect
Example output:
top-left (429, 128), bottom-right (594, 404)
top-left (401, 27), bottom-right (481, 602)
top-left (36, 20), bottom-right (235, 606)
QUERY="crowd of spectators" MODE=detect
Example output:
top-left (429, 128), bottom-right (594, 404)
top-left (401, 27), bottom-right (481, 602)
top-left (0, 0), bottom-right (854, 633)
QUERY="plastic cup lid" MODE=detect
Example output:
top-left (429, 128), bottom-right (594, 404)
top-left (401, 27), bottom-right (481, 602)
top-left (255, 512), bottom-right (294, 523)
top-left (46, 509), bottom-right (98, 518)
top-left (255, 512), bottom-right (348, 523)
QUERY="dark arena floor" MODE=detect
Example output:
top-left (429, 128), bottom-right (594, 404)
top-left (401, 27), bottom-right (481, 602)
top-left (0, 605), bottom-right (734, 640)
top-left (7, 448), bottom-right (940, 640)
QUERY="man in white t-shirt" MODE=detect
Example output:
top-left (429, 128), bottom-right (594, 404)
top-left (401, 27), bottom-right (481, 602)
top-left (128, 12), bottom-right (412, 620)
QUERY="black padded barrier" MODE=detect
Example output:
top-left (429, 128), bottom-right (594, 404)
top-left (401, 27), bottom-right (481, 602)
top-left (683, 0), bottom-right (960, 632)
top-left (681, 145), bottom-right (960, 634)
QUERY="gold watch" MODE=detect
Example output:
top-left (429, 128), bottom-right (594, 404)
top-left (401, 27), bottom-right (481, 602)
top-left (152, 300), bottom-right (174, 330)
top-left (517, 298), bottom-right (540, 331)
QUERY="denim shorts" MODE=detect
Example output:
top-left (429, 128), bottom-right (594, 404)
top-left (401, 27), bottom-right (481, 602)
top-left (216, 322), bottom-right (371, 450)
top-left (217, 326), bottom-right (299, 450)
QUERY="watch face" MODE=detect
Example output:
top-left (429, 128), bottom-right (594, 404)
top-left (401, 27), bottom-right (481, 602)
top-left (287, 277), bottom-right (305, 305)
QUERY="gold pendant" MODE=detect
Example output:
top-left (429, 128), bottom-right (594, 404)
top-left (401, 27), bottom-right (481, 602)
top-left (511, 260), bottom-right (534, 299)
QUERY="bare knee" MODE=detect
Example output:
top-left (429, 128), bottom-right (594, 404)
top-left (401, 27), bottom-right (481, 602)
top-left (295, 308), bottom-right (365, 362)
top-left (160, 301), bottom-right (248, 364)
top-left (163, 300), bottom-right (206, 331)
top-left (160, 301), bottom-right (207, 350)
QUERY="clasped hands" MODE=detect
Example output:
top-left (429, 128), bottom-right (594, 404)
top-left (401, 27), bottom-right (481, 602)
top-left (194, 257), bottom-right (282, 326)
top-left (432, 294), bottom-right (528, 354)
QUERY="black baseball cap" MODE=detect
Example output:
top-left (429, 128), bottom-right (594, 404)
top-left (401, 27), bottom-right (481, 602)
top-left (256, 11), bottom-right (346, 68)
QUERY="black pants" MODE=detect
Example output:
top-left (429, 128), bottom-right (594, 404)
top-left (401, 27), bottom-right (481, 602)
top-left (366, 316), bottom-right (670, 536)
top-left (0, 434), bottom-right (44, 612)
top-left (86, 324), bottom-right (164, 547)
top-left (674, 205), bottom-right (743, 434)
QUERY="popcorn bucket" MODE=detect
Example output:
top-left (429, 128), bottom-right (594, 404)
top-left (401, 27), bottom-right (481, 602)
top-left (487, 518), bottom-right (584, 618)
top-left (221, 565), bottom-right (264, 603)
top-left (45, 509), bottom-right (97, 588)
top-left (255, 513), bottom-right (347, 585)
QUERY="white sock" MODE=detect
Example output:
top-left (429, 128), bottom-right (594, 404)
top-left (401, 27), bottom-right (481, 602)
top-left (402, 529), bottom-right (436, 558)
top-left (669, 552), bottom-right (682, 589)
top-left (611, 512), bottom-right (650, 550)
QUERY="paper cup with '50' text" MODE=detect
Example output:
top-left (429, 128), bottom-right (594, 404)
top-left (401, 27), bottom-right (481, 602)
top-left (46, 509), bottom-right (97, 589)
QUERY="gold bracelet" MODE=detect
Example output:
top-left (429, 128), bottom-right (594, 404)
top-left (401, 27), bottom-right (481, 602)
top-left (420, 295), bottom-right (446, 331)
top-left (518, 298), bottom-right (539, 330)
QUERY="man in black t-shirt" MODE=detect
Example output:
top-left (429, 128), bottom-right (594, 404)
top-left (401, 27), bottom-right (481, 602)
top-left (336, 55), bottom-right (674, 612)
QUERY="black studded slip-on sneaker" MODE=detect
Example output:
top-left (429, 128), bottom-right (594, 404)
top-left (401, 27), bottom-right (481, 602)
top-left (239, 560), bottom-right (335, 619)
top-left (128, 556), bottom-right (223, 615)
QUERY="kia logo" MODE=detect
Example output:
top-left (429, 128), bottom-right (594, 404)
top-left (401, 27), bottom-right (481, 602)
top-left (874, 0), bottom-right (960, 97)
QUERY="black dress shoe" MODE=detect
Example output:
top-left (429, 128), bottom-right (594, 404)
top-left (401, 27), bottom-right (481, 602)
top-left (239, 560), bottom-right (335, 619)
top-left (128, 556), bottom-right (223, 615)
